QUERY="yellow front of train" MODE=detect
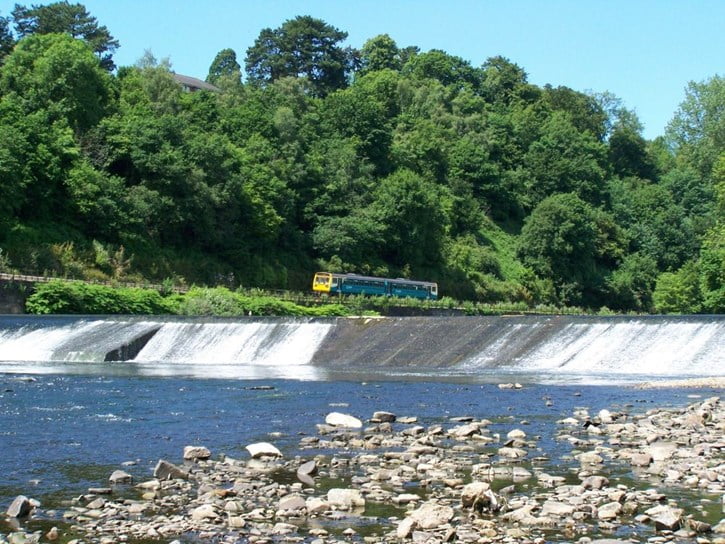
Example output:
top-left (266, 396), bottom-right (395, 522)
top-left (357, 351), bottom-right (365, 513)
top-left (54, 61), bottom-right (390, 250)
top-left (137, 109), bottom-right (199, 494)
top-left (312, 272), bottom-right (333, 293)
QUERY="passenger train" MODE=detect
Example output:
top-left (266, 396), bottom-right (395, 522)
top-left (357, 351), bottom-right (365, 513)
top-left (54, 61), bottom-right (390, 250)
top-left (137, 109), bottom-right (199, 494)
top-left (312, 272), bottom-right (438, 300)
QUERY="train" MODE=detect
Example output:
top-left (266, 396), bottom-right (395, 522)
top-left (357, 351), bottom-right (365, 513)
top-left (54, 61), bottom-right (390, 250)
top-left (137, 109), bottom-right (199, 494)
top-left (312, 272), bottom-right (438, 300)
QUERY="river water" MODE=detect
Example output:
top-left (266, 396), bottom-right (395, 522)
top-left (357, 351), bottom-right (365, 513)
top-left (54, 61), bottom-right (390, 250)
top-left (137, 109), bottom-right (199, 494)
top-left (0, 315), bottom-right (723, 539)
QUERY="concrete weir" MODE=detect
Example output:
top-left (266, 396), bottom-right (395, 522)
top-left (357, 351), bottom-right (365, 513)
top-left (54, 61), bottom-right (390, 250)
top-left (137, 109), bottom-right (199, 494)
top-left (0, 314), bottom-right (722, 377)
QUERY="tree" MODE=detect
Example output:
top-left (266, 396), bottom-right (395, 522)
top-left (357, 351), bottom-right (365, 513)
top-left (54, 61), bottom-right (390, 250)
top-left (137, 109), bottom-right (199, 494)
top-left (11, 1), bottom-right (119, 70)
top-left (518, 193), bottom-right (604, 306)
top-left (652, 261), bottom-right (702, 313)
top-left (359, 34), bottom-right (401, 74)
top-left (245, 15), bottom-right (352, 97)
top-left (207, 48), bottom-right (241, 85)
top-left (403, 49), bottom-right (481, 90)
top-left (666, 75), bottom-right (725, 178)
top-left (0, 33), bottom-right (113, 133)
top-left (0, 12), bottom-right (14, 63)
top-left (542, 85), bottom-right (607, 141)
top-left (609, 178), bottom-right (697, 271)
top-left (522, 113), bottom-right (608, 208)
top-left (371, 169), bottom-right (449, 269)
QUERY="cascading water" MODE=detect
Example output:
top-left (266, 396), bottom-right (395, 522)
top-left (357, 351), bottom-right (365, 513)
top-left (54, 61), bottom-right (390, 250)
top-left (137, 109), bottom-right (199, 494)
top-left (133, 321), bottom-right (332, 365)
top-left (0, 315), bottom-right (722, 381)
top-left (0, 318), bottom-right (159, 362)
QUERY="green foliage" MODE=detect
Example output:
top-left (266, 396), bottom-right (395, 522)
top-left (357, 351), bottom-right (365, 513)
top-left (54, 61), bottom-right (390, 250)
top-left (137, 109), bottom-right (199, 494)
top-left (206, 48), bottom-right (241, 85)
top-left (26, 280), bottom-right (177, 314)
top-left (245, 16), bottom-right (352, 97)
top-left (666, 75), bottom-right (725, 179)
top-left (11, 1), bottom-right (119, 70)
top-left (518, 193), bottom-right (606, 306)
top-left (177, 287), bottom-right (349, 317)
top-left (0, 12), bottom-right (721, 313)
top-left (653, 261), bottom-right (703, 314)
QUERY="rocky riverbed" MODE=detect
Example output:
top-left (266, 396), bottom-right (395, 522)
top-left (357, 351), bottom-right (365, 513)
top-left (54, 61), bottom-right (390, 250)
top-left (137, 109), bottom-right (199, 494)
top-left (3, 394), bottom-right (724, 544)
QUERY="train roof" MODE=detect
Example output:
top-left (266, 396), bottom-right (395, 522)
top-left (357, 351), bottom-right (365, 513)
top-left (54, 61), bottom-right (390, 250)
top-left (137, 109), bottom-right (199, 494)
top-left (327, 272), bottom-right (437, 287)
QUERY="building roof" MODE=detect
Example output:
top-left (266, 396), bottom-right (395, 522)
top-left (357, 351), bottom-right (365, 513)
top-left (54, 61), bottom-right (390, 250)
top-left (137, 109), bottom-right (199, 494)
top-left (172, 73), bottom-right (220, 92)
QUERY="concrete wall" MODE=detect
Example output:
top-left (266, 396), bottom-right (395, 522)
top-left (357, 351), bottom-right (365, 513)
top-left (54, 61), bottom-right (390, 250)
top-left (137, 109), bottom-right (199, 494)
top-left (0, 281), bottom-right (32, 314)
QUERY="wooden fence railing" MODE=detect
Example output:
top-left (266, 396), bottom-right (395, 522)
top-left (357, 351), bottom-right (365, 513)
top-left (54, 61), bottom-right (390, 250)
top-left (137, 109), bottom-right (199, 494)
top-left (0, 272), bottom-right (189, 294)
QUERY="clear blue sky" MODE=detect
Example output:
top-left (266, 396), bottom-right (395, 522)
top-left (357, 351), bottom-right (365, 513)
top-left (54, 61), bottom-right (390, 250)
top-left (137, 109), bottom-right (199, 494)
top-left (2, 0), bottom-right (723, 139)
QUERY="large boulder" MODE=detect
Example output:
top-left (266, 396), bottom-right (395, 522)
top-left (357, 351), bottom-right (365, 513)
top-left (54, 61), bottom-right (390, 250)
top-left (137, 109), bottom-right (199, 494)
top-left (327, 488), bottom-right (365, 510)
top-left (153, 459), bottom-right (189, 480)
top-left (245, 442), bottom-right (282, 458)
top-left (183, 446), bottom-right (211, 460)
top-left (325, 412), bottom-right (363, 428)
top-left (7, 495), bottom-right (32, 518)
top-left (646, 505), bottom-right (683, 531)
top-left (410, 502), bottom-right (454, 529)
top-left (109, 470), bottom-right (133, 484)
top-left (372, 411), bottom-right (396, 422)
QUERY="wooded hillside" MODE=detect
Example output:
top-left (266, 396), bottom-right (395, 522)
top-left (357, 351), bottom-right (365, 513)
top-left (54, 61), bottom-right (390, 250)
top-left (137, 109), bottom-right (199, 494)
top-left (0, 6), bottom-right (722, 313)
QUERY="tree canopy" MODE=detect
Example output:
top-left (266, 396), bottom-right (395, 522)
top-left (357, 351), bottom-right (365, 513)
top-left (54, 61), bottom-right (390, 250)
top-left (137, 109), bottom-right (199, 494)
top-left (11, 1), bottom-right (119, 70)
top-left (0, 6), bottom-right (722, 314)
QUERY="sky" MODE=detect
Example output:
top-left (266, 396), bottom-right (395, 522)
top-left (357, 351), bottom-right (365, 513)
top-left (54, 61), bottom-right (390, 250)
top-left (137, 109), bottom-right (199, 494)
top-left (2, 0), bottom-right (723, 139)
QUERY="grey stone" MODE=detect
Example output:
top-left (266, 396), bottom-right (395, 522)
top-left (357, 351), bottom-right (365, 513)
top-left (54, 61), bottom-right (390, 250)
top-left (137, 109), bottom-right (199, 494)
top-left (153, 459), bottom-right (189, 480)
top-left (183, 446), bottom-right (211, 460)
top-left (7, 495), bottom-right (32, 518)
top-left (109, 470), bottom-right (133, 484)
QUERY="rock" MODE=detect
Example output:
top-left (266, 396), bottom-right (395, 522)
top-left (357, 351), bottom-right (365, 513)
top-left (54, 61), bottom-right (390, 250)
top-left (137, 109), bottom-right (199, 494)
top-left (153, 459), bottom-right (189, 480)
top-left (306, 497), bottom-right (329, 514)
top-left (325, 412), bottom-right (363, 428)
top-left (392, 493), bottom-right (421, 504)
top-left (498, 446), bottom-right (527, 458)
top-left (461, 481), bottom-right (502, 512)
top-left (245, 442), bottom-right (282, 458)
top-left (507, 428), bottom-right (526, 439)
top-left (7, 495), bottom-right (32, 518)
top-left (541, 501), bottom-right (575, 516)
top-left (297, 460), bottom-right (317, 477)
top-left (45, 527), bottom-right (59, 541)
top-left (191, 504), bottom-right (217, 521)
top-left (327, 488), bottom-right (365, 509)
top-left (409, 502), bottom-right (454, 529)
top-left (372, 411), bottom-right (396, 422)
top-left (278, 494), bottom-right (306, 512)
top-left (272, 522), bottom-right (298, 535)
top-left (646, 505), bottom-right (683, 531)
top-left (183, 445), bottom-right (211, 460)
top-left (598, 502), bottom-right (623, 520)
top-left (87, 487), bottom-right (112, 495)
top-left (397, 517), bottom-right (416, 539)
top-left (647, 442), bottom-right (678, 461)
top-left (581, 475), bottom-right (609, 489)
top-left (630, 452), bottom-right (653, 466)
top-left (109, 470), bottom-right (133, 484)
top-left (576, 451), bottom-right (604, 464)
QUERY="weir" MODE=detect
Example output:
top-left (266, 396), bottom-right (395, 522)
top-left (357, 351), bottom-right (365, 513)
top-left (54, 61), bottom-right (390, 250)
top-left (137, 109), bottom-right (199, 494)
top-left (0, 315), bottom-right (722, 377)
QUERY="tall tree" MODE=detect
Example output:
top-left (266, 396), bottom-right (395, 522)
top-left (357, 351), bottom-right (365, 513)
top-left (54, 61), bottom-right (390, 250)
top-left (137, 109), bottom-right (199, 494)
top-left (666, 75), bottom-right (725, 178)
top-left (0, 33), bottom-right (113, 133)
top-left (207, 48), bottom-right (241, 85)
top-left (358, 34), bottom-right (400, 74)
top-left (0, 12), bottom-right (14, 63)
top-left (11, 1), bottom-right (118, 70)
top-left (245, 15), bottom-right (352, 97)
top-left (518, 193), bottom-right (606, 305)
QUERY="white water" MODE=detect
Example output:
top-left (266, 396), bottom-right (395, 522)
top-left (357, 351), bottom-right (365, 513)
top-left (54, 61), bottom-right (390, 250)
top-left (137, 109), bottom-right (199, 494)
top-left (134, 322), bottom-right (332, 366)
top-left (463, 320), bottom-right (724, 376)
top-left (0, 317), bottom-right (722, 380)
top-left (0, 320), bottom-right (157, 362)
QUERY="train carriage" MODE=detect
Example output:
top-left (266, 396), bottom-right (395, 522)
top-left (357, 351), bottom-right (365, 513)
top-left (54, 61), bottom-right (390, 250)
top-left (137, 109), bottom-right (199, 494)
top-left (312, 272), bottom-right (438, 300)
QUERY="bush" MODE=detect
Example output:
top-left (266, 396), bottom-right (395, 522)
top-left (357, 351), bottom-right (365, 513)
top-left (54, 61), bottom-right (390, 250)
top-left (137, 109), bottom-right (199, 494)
top-left (26, 280), bottom-right (177, 314)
